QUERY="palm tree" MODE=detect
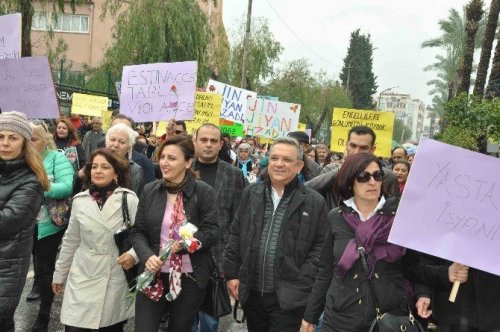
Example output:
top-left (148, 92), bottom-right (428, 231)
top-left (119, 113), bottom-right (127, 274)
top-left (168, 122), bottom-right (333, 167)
top-left (485, 35), bottom-right (500, 98)
top-left (473, 0), bottom-right (500, 98)
top-left (457, 0), bottom-right (485, 95)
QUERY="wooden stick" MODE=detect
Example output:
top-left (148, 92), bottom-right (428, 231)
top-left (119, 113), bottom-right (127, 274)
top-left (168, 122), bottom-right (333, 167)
top-left (449, 281), bottom-right (460, 302)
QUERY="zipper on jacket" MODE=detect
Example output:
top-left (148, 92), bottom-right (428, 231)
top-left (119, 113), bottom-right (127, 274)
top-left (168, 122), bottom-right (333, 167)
top-left (261, 196), bottom-right (282, 296)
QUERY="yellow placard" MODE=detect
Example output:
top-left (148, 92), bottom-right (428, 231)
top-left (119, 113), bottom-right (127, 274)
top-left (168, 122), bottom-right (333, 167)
top-left (330, 108), bottom-right (394, 157)
top-left (185, 92), bottom-right (222, 134)
top-left (101, 110), bottom-right (113, 131)
top-left (156, 121), bottom-right (168, 137)
top-left (71, 93), bottom-right (109, 116)
top-left (298, 122), bottom-right (306, 131)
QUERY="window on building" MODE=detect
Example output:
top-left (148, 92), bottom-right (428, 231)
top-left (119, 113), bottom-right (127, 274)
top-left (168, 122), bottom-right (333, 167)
top-left (32, 12), bottom-right (89, 33)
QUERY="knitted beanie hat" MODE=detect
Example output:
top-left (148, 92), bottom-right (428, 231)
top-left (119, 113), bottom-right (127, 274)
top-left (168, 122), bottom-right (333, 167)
top-left (0, 111), bottom-right (32, 140)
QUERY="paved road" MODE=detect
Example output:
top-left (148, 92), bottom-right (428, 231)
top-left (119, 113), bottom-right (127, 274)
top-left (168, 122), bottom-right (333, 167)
top-left (14, 262), bottom-right (248, 332)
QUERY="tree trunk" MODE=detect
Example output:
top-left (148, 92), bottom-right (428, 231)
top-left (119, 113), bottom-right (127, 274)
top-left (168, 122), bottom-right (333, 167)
top-left (457, 0), bottom-right (484, 95)
top-left (485, 35), bottom-right (500, 99)
top-left (473, 0), bottom-right (500, 98)
top-left (20, 0), bottom-right (33, 57)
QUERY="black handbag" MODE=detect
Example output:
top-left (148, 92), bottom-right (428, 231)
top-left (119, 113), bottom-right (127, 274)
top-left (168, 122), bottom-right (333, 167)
top-left (200, 251), bottom-right (232, 318)
top-left (357, 246), bottom-right (425, 332)
top-left (114, 192), bottom-right (138, 286)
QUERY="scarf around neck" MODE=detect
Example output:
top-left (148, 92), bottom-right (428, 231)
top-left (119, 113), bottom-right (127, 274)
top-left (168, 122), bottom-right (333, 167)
top-left (162, 172), bottom-right (189, 194)
top-left (335, 209), bottom-right (406, 279)
top-left (166, 191), bottom-right (186, 301)
top-left (89, 182), bottom-right (117, 210)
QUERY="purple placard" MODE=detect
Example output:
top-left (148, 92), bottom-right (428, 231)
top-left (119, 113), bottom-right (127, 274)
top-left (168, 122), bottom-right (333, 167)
top-left (0, 56), bottom-right (59, 119)
top-left (388, 138), bottom-right (500, 276)
top-left (119, 61), bottom-right (198, 122)
top-left (0, 13), bottom-right (21, 59)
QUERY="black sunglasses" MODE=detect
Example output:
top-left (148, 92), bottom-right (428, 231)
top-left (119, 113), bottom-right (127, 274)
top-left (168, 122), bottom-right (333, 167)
top-left (356, 170), bottom-right (384, 183)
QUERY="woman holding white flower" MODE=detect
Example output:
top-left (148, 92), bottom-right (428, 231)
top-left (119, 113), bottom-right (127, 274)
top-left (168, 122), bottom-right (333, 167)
top-left (130, 135), bottom-right (219, 332)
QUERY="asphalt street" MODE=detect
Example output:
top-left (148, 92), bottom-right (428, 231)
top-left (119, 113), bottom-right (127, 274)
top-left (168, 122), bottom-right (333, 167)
top-left (14, 262), bottom-right (248, 332)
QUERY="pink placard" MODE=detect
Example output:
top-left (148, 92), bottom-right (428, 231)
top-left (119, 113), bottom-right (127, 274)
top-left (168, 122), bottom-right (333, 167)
top-left (119, 61), bottom-right (198, 122)
top-left (388, 138), bottom-right (500, 276)
top-left (0, 56), bottom-right (59, 119)
top-left (0, 13), bottom-right (21, 59)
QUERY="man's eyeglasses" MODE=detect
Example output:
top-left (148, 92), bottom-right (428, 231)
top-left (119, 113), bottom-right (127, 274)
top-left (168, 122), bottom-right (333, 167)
top-left (356, 170), bottom-right (384, 183)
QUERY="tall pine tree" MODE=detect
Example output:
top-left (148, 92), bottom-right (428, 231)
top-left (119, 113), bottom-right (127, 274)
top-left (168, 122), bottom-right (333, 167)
top-left (340, 30), bottom-right (378, 109)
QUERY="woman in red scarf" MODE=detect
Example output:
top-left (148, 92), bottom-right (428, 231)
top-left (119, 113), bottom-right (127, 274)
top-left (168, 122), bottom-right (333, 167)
top-left (131, 135), bottom-right (218, 332)
top-left (302, 153), bottom-right (430, 332)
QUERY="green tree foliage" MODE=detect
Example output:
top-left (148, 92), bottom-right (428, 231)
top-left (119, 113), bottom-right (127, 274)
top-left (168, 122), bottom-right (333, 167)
top-left (339, 29), bottom-right (378, 109)
top-left (261, 58), bottom-right (352, 142)
top-left (94, 0), bottom-right (212, 88)
top-left (442, 93), bottom-right (500, 152)
top-left (226, 17), bottom-right (283, 90)
top-left (436, 125), bottom-right (479, 151)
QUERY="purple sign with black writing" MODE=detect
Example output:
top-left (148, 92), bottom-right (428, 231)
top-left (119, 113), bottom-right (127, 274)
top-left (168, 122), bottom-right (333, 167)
top-left (119, 61), bottom-right (198, 122)
top-left (0, 13), bottom-right (21, 59)
top-left (0, 56), bottom-right (59, 119)
top-left (388, 138), bottom-right (500, 276)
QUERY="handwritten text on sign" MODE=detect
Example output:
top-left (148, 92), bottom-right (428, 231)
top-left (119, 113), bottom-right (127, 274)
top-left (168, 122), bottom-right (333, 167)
top-left (206, 79), bottom-right (257, 124)
top-left (185, 92), bottom-right (222, 133)
top-left (388, 138), bottom-right (500, 276)
top-left (245, 98), bottom-right (300, 139)
top-left (0, 13), bottom-right (21, 59)
top-left (330, 108), bottom-right (394, 157)
top-left (120, 61), bottom-right (197, 122)
top-left (71, 93), bottom-right (109, 116)
top-left (0, 56), bottom-right (59, 119)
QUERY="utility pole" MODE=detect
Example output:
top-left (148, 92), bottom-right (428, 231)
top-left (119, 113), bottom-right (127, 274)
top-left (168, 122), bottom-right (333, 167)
top-left (241, 0), bottom-right (253, 89)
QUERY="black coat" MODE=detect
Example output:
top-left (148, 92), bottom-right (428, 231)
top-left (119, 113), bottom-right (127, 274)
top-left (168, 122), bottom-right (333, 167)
top-left (130, 174), bottom-right (219, 289)
top-left (304, 198), bottom-right (416, 331)
top-left (410, 254), bottom-right (500, 330)
top-left (0, 159), bottom-right (44, 317)
top-left (223, 181), bottom-right (329, 311)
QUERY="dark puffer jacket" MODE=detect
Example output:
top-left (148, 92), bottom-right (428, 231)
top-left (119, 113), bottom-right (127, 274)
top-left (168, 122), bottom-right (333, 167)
top-left (0, 159), bottom-right (44, 317)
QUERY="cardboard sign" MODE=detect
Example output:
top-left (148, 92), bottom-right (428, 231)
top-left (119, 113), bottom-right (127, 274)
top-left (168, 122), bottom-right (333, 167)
top-left (0, 13), bottom-right (21, 59)
top-left (185, 92), bottom-right (222, 133)
top-left (71, 93), bottom-right (109, 116)
top-left (120, 61), bottom-right (198, 122)
top-left (101, 110), bottom-right (113, 130)
top-left (206, 79), bottom-right (256, 124)
top-left (330, 108), bottom-right (394, 157)
top-left (389, 138), bottom-right (500, 276)
top-left (0, 56), bottom-right (59, 119)
top-left (245, 98), bottom-right (300, 139)
top-left (220, 119), bottom-right (244, 137)
top-left (298, 123), bottom-right (306, 131)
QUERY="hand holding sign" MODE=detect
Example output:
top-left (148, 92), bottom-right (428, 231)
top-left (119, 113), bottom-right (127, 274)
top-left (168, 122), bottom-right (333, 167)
top-left (448, 262), bottom-right (469, 302)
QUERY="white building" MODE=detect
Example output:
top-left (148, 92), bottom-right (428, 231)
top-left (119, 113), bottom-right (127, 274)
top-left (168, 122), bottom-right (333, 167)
top-left (378, 92), bottom-right (426, 141)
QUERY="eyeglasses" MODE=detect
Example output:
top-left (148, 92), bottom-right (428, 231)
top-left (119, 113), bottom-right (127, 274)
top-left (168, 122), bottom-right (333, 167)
top-left (31, 119), bottom-right (49, 133)
top-left (356, 170), bottom-right (384, 183)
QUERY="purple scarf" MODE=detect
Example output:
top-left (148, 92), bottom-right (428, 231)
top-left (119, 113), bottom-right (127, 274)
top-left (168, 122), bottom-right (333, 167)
top-left (335, 211), bottom-right (406, 279)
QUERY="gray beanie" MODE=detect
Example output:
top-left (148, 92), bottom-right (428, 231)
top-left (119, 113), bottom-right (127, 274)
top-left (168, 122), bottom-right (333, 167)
top-left (0, 111), bottom-right (32, 140)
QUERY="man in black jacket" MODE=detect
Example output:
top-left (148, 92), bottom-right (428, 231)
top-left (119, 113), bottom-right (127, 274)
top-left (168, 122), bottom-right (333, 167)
top-left (223, 137), bottom-right (329, 332)
top-left (192, 123), bottom-right (246, 332)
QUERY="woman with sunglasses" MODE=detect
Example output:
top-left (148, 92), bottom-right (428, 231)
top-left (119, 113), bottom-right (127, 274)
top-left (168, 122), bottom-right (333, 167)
top-left (301, 153), bottom-right (429, 332)
top-left (0, 112), bottom-right (50, 332)
top-left (29, 120), bottom-right (75, 332)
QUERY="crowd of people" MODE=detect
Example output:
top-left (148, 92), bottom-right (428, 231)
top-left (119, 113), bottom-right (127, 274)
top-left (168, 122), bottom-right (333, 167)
top-left (0, 109), bottom-right (499, 332)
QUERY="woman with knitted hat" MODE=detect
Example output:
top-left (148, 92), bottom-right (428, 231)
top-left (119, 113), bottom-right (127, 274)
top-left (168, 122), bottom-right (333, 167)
top-left (0, 111), bottom-right (50, 332)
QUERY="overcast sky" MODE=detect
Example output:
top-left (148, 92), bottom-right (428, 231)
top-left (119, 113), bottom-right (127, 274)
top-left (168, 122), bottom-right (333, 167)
top-left (222, 0), bottom-right (472, 105)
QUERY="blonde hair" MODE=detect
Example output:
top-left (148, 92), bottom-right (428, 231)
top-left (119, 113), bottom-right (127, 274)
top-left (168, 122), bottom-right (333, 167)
top-left (30, 122), bottom-right (57, 150)
top-left (24, 139), bottom-right (50, 191)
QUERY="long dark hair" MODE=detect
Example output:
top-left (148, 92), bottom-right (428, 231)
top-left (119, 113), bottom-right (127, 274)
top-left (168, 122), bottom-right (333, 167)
top-left (53, 117), bottom-right (80, 143)
top-left (334, 153), bottom-right (385, 201)
top-left (83, 148), bottom-right (131, 188)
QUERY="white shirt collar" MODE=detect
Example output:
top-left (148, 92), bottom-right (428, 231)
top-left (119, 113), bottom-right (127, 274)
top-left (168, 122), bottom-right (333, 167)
top-left (343, 196), bottom-right (386, 222)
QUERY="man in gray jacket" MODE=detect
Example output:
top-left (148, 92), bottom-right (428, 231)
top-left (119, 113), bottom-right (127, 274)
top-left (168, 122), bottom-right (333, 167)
top-left (223, 137), bottom-right (328, 332)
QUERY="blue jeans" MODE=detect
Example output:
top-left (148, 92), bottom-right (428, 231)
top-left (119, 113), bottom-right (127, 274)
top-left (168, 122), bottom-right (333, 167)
top-left (191, 311), bottom-right (219, 332)
top-left (315, 312), bottom-right (324, 332)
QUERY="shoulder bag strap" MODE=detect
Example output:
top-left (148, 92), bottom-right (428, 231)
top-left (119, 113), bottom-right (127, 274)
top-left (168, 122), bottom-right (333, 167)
top-left (122, 191), bottom-right (131, 228)
top-left (357, 245), bottom-right (382, 316)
